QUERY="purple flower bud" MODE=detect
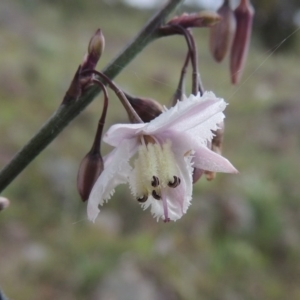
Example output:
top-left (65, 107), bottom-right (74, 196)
top-left (209, 0), bottom-right (236, 62)
top-left (77, 150), bottom-right (104, 202)
top-left (81, 28), bottom-right (105, 72)
top-left (230, 0), bottom-right (254, 84)
top-left (167, 11), bottom-right (221, 29)
top-left (125, 93), bottom-right (163, 123)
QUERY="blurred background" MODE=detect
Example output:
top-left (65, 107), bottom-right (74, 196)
top-left (1, 0), bottom-right (300, 299)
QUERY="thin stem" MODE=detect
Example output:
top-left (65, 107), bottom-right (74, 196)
top-left (185, 30), bottom-right (204, 96)
top-left (90, 79), bottom-right (109, 154)
top-left (157, 24), bottom-right (205, 96)
top-left (0, 0), bottom-right (184, 193)
top-left (168, 25), bottom-right (200, 95)
top-left (171, 50), bottom-right (190, 106)
top-left (82, 70), bottom-right (143, 124)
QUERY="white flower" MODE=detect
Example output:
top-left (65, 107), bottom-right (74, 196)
top-left (87, 92), bottom-right (237, 222)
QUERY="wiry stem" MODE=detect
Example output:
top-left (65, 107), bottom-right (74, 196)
top-left (171, 50), bottom-right (190, 106)
top-left (82, 70), bottom-right (143, 124)
top-left (0, 0), bottom-right (184, 193)
top-left (90, 79), bottom-right (109, 154)
top-left (167, 25), bottom-right (204, 96)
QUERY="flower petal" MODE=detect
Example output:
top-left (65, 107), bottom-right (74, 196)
top-left (103, 123), bottom-right (145, 147)
top-left (87, 138), bottom-right (137, 222)
top-left (193, 144), bottom-right (237, 173)
top-left (141, 92), bottom-right (226, 135)
top-left (170, 132), bottom-right (237, 173)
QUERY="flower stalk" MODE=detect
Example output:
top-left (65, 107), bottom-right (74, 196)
top-left (77, 79), bottom-right (108, 202)
top-left (81, 69), bottom-right (143, 124)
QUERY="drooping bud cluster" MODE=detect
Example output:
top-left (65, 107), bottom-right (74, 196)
top-left (209, 0), bottom-right (254, 84)
top-left (70, 3), bottom-right (242, 220)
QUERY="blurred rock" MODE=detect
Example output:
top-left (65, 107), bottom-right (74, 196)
top-left (93, 210), bottom-right (123, 237)
top-left (2, 220), bottom-right (29, 243)
top-left (22, 242), bottom-right (48, 264)
top-left (219, 195), bottom-right (255, 235)
top-left (153, 234), bottom-right (175, 256)
top-left (264, 98), bottom-right (300, 152)
top-left (92, 257), bottom-right (160, 300)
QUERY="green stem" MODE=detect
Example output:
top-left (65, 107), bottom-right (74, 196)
top-left (0, 0), bottom-right (184, 193)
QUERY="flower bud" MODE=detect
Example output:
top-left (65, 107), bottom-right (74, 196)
top-left (0, 197), bottom-right (10, 211)
top-left (167, 11), bottom-right (221, 29)
top-left (230, 0), bottom-right (254, 84)
top-left (209, 0), bottom-right (236, 62)
top-left (77, 114), bottom-right (106, 202)
top-left (125, 93), bottom-right (164, 123)
top-left (82, 28), bottom-right (105, 72)
top-left (77, 150), bottom-right (104, 202)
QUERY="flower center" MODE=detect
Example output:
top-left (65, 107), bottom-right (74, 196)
top-left (130, 138), bottom-right (181, 208)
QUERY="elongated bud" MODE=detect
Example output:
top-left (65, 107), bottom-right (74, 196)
top-left (82, 28), bottom-right (105, 71)
top-left (61, 29), bottom-right (105, 105)
top-left (205, 121), bottom-right (224, 181)
top-left (230, 0), bottom-right (254, 84)
top-left (210, 0), bottom-right (236, 62)
top-left (77, 118), bottom-right (105, 202)
top-left (125, 93), bottom-right (163, 123)
top-left (0, 197), bottom-right (10, 211)
top-left (167, 11), bottom-right (221, 28)
top-left (77, 150), bottom-right (104, 202)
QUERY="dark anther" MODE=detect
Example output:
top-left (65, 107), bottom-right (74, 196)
top-left (137, 195), bottom-right (148, 203)
top-left (151, 176), bottom-right (160, 187)
top-left (152, 190), bottom-right (161, 200)
top-left (168, 176), bottom-right (181, 188)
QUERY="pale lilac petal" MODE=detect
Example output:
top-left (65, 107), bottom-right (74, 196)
top-left (103, 123), bottom-right (145, 147)
top-left (170, 132), bottom-right (237, 173)
top-left (193, 145), bottom-right (237, 173)
top-left (87, 138), bottom-right (137, 222)
top-left (141, 92), bottom-right (226, 135)
top-left (187, 111), bottom-right (225, 144)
